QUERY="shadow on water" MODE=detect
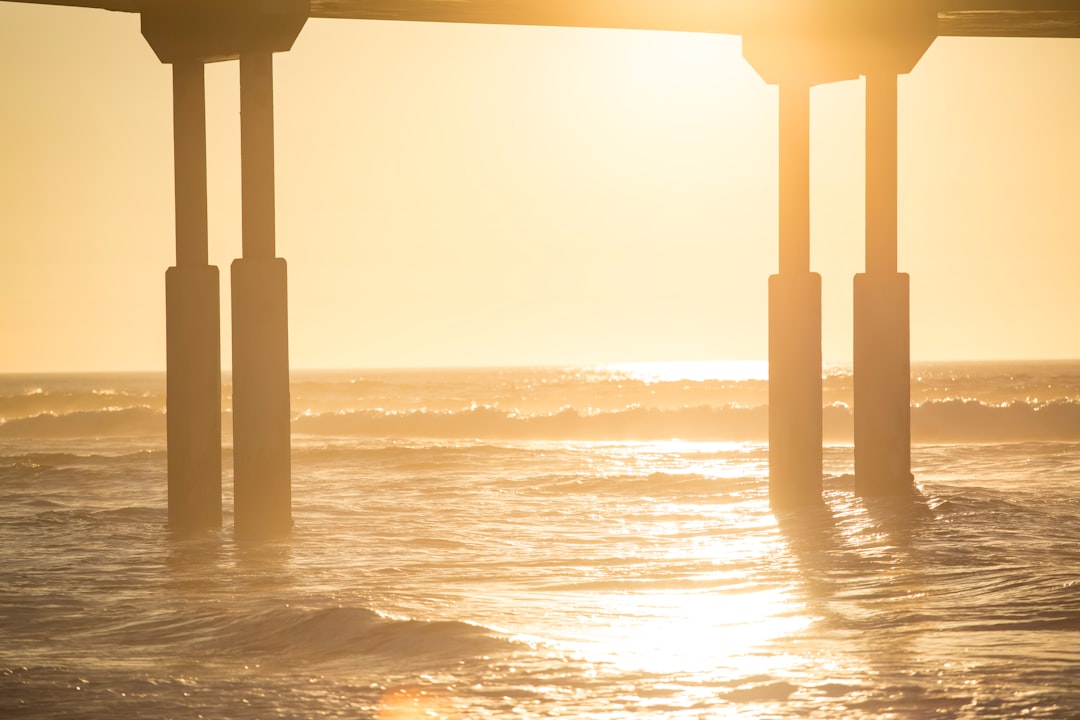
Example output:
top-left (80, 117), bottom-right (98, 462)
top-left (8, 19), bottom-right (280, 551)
top-left (771, 483), bottom-right (955, 712)
top-left (775, 480), bottom-right (935, 605)
top-left (858, 486), bottom-right (934, 540)
top-left (233, 535), bottom-right (295, 585)
top-left (163, 529), bottom-right (236, 598)
top-left (164, 524), bottom-right (296, 596)
top-left (774, 501), bottom-right (841, 600)
top-left (766, 471), bottom-right (1080, 714)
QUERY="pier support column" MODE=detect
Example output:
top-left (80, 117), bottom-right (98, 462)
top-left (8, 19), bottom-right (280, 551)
top-left (141, 2), bottom-right (306, 536)
top-left (232, 51), bottom-right (292, 538)
top-left (769, 82), bottom-right (823, 507)
top-left (743, 7), bottom-right (933, 504)
top-left (854, 72), bottom-right (913, 496)
top-left (166, 61), bottom-right (222, 532)
top-left (743, 30), bottom-right (847, 509)
top-left (844, 10), bottom-right (932, 496)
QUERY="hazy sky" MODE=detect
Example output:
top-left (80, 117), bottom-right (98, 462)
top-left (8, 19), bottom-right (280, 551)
top-left (2, 3), bottom-right (1079, 372)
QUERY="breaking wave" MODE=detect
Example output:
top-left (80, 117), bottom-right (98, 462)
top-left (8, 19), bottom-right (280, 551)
top-left (0, 407), bottom-right (164, 438)
top-left (100, 602), bottom-right (512, 667)
top-left (294, 404), bottom-right (771, 441)
top-left (294, 400), bottom-right (1080, 443)
top-left (0, 400), bottom-right (1077, 442)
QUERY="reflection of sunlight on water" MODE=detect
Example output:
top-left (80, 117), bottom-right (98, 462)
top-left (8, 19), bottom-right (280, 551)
top-left (336, 430), bottom-right (823, 713)
top-left (580, 440), bottom-right (769, 481)
top-left (574, 587), bottom-right (811, 677)
top-left (539, 503), bottom-right (811, 681)
top-left (608, 360), bottom-right (768, 384)
top-left (377, 686), bottom-right (460, 719)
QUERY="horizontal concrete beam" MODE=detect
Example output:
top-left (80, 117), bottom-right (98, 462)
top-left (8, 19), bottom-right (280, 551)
top-left (5, 0), bottom-right (140, 11)
top-left (308, 2), bottom-right (1080, 40)
top-left (938, 10), bottom-right (1080, 37)
top-left (743, 12), bottom-right (935, 85)
top-left (7, 1), bottom-right (1080, 39)
top-left (142, 0), bottom-right (308, 64)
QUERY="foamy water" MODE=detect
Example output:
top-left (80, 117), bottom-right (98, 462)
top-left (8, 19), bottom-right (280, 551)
top-left (1, 363), bottom-right (1078, 718)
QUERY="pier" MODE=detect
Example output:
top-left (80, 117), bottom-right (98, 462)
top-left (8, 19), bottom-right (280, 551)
top-left (6, 0), bottom-right (1078, 532)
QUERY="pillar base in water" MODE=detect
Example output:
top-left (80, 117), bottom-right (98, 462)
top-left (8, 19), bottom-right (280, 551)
top-left (231, 257), bottom-right (292, 538)
top-left (166, 265), bottom-right (222, 532)
top-left (768, 272), bottom-right (823, 508)
top-left (853, 272), bottom-right (913, 496)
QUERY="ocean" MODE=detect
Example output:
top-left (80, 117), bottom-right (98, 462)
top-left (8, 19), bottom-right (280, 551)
top-left (1, 361), bottom-right (1078, 718)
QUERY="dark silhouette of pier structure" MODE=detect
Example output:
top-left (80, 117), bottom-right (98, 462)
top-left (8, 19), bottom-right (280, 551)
top-left (7, 0), bottom-right (1079, 535)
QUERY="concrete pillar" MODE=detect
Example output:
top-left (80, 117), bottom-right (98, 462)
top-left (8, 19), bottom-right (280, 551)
top-left (232, 51), bottom-right (292, 538)
top-left (166, 61), bottom-right (223, 531)
top-left (743, 8), bottom-right (932, 505)
top-left (854, 72), bottom-right (913, 495)
top-left (742, 27), bottom-right (851, 510)
top-left (778, 83), bottom-right (811, 277)
top-left (141, 2), bottom-right (305, 536)
top-left (769, 82), bottom-right (823, 508)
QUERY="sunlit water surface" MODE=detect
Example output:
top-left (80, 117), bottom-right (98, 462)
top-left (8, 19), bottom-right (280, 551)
top-left (1, 366), bottom-right (1079, 718)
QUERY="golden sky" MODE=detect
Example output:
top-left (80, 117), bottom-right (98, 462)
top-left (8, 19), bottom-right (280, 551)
top-left (1, 3), bottom-right (1079, 372)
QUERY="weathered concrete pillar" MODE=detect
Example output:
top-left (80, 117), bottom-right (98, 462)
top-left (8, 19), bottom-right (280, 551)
top-left (854, 72), bottom-right (912, 495)
top-left (232, 51), bottom-right (292, 538)
top-left (165, 61), bottom-right (222, 532)
top-left (769, 82), bottom-right (823, 507)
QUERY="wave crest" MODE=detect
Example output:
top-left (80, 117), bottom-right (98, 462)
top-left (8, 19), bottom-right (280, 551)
top-left (0, 408), bottom-right (164, 438)
top-left (294, 404), bottom-right (769, 442)
top-left (109, 603), bottom-right (511, 665)
top-left (1, 397), bottom-right (1076, 443)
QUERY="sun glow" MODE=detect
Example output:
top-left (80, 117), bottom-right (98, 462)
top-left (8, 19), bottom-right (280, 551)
top-left (613, 30), bottom-right (745, 95)
top-left (377, 687), bottom-right (460, 719)
top-left (570, 586), bottom-right (809, 677)
top-left (545, 508), bottom-right (811, 680)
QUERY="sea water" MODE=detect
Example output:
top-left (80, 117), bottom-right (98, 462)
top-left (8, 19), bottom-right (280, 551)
top-left (1, 361), bottom-right (1078, 718)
